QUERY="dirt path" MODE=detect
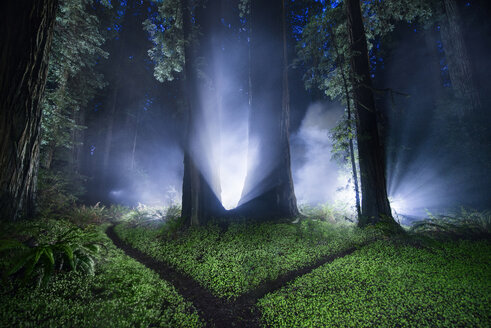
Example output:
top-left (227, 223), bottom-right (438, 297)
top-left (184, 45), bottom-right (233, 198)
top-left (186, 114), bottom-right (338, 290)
top-left (106, 225), bottom-right (365, 327)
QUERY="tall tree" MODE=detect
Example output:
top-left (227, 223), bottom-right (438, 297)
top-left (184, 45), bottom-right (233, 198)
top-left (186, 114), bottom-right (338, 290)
top-left (345, 0), bottom-right (398, 227)
top-left (439, 0), bottom-right (481, 114)
top-left (41, 0), bottom-right (108, 171)
top-left (145, 0), bottom-right (225, 225)
top-left (0, 0), bottom-right (58, 220)
top-left (236, 0), bottom-right (299, 219)
top-left (180, 0), bottom-right (226, 225)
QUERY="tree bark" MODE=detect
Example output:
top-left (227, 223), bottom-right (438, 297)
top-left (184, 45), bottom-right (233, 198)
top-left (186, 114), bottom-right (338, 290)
top-left (180, 0), bottom-right (225, 226)
top-left (101, 84), bottom-right (119, 185)
top-left (235, 0), bottom-right (298, 220)
top-left (345, 0), bottom-right (397, 227)
top-left (0, 0), bottom-right (58, 220)
top-left (71, 106), bottom-right (85, 174)
top-left (440, 0), bottom-right (481, 113)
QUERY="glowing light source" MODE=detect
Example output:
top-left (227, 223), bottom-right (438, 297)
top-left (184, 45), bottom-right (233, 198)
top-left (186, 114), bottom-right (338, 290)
top-left (219, 131), bottom-right (249, 209)
top-left (390, 196), bottom-right (409, 216)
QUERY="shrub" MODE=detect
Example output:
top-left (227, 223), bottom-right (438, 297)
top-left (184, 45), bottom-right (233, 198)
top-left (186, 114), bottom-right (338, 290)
top-left (299, 202), bottom-right (356, 224)
top-left (121, 203), bottom-right (182, 227)
top-left (67, 203), bottom-right (109, 227)
top-left (0, 226), bottom-right (101, 288)
top-left (0, 222), bottom-right (203, 327)
top-left (121, 203), bottom-right (165, 226)
top-left (37, 168), bottom-right (86, 217)
top-left (411, 209), bottom-right (491, 239)
top-left (164, 204), bottom-right (182, 221)
top-left (106, 204), bottom-right (131, 222)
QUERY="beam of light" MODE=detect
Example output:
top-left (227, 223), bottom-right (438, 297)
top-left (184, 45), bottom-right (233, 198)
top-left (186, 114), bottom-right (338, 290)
top-left (386, 144), bottom-right (477, 225)
top-left (218, 122), bottom-right (250, 209)
top-left (187, 41), bottom-right (251, 210)
top-left (389, 195), bottom-right (410, 217)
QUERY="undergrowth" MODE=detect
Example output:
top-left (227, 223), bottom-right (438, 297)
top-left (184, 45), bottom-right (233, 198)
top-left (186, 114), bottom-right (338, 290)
top-left (0, 219), bottom-right (203, 327)
top-left (0, 225), bottom-right (101, 288)
top-left (410, 208), bottom-right (490, 239)
top-left (258, 239), bottom-right (491, 327)
top-left (115, 219), bottom-right (382, 299)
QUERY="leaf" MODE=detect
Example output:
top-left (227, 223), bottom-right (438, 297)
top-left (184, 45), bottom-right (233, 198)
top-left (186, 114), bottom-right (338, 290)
top-left (0, 239), bottom-right (27, 253)
top-left (24, 248), bottom-right (44, 278)
top-left (7, 251), bottom-right (35, 276)
top-left (44, 247), bottom-right (55, 266)
top-left (60, 243), bottom-right (75, 270)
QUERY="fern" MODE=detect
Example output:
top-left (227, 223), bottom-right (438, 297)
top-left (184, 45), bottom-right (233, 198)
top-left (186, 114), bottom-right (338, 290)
top-left (411, 209), bottom-right (491, 239)
top-left (0, 227), bottom-right (102, 287)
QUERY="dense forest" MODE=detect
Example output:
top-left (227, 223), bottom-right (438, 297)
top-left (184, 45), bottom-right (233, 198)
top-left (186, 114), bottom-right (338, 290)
top-left (0, 0), bottom-right (490, 327)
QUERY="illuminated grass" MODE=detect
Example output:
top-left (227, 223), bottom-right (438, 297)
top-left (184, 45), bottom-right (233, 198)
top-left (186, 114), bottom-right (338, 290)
top-left (0, 222), bottom-right (203, 328)
top-left (114, 220), bottom-right (381, 298)
top-left (258, 239), bottom-right (491, 327)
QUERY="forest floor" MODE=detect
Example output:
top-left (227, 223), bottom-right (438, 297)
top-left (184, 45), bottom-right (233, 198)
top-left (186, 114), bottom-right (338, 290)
top-left (1, 215), bottom-right (490, 327)
top-left (106, 225), bottom-right (366, 328)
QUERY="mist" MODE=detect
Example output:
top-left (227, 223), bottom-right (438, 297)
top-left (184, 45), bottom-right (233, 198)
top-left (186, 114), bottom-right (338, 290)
top-left (379, 20), bottom-right (491, 223)
top-left (77, 0), bottom-right (490, 226)
top-left (291, 102), bottom-right (355, 209)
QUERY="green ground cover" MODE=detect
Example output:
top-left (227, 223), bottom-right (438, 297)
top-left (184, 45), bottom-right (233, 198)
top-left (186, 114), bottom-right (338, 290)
top-left (0, 220), bottom-right (203, 328)
top-left (115, 220), bottom-right (382, 298)
top-left (258, 239), bottom-right (491, 327)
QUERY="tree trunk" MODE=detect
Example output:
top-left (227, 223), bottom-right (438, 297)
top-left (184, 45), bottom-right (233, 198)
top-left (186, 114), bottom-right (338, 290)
top-left (180, 0), bottom-right (225, 226)
top-left (71, 106), bottom-right (85, 174)
top-left (0, 0), bottom-right (58, 220)
top-left (345, 0), bottom-right (397, 227)
top-left (235, 0), bottom-right (298, 220)
top-left (327, 24), bottom-right (361, 219)
top-left (440, 0), bottom-right (481, 114)
top-left (130, 112), bottom-right (139, 171)
top-left (101, 85), bottom-right (119, 185)
top-left (43, 143), bottom-right (56, 170)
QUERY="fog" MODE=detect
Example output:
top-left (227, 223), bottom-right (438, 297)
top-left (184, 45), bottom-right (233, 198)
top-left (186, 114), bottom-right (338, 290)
top-left (88, 1), bottom-right (490, 224)
top-left (291, 102), bottom-right (355, 209)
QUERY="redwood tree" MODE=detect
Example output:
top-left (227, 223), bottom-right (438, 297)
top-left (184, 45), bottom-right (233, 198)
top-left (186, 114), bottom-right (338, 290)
top-left (0, 0), bottom-right (58, 220)
top-left (345, 0), bottom-right (398, 227)
top-left (440, 0), bottom-right (481, 113)
top-left (235, 0), bottom-right (298, 220)
top-left (180, 0), bottom-right (225, 226)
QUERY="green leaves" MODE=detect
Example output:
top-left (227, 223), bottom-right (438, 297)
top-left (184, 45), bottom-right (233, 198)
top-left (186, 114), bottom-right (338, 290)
top-left (0, 221), bottom-right (203, 327)
top-left (258, 239), bottom-right (491, 327)
top-left (40, 0), bottom-right (109, 168)
top-left (411, 209), bottom-right (491, 239)
top-left (115, 220), bottom-right (379, 299)
top-left (144, 0), bottom-right (185, 83)
top-left (0, 225), bottom-right (102, 288)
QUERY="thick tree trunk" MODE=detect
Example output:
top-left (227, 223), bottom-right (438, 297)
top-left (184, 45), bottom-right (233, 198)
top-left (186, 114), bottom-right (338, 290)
top-left (345, 0), bottom-right (397, 227)
top-left (0, 0), bottom-right (58, 220)
top-left (235, 0), bottom-right (298, 220)
top-left (440, 0), bottom-right (481, 113)
top-left (180, 0), bottom-right (225, 226)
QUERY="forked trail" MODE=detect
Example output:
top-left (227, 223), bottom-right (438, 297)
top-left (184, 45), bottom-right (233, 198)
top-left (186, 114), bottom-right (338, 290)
top-left (106, 225), bottom-right (364, 327)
